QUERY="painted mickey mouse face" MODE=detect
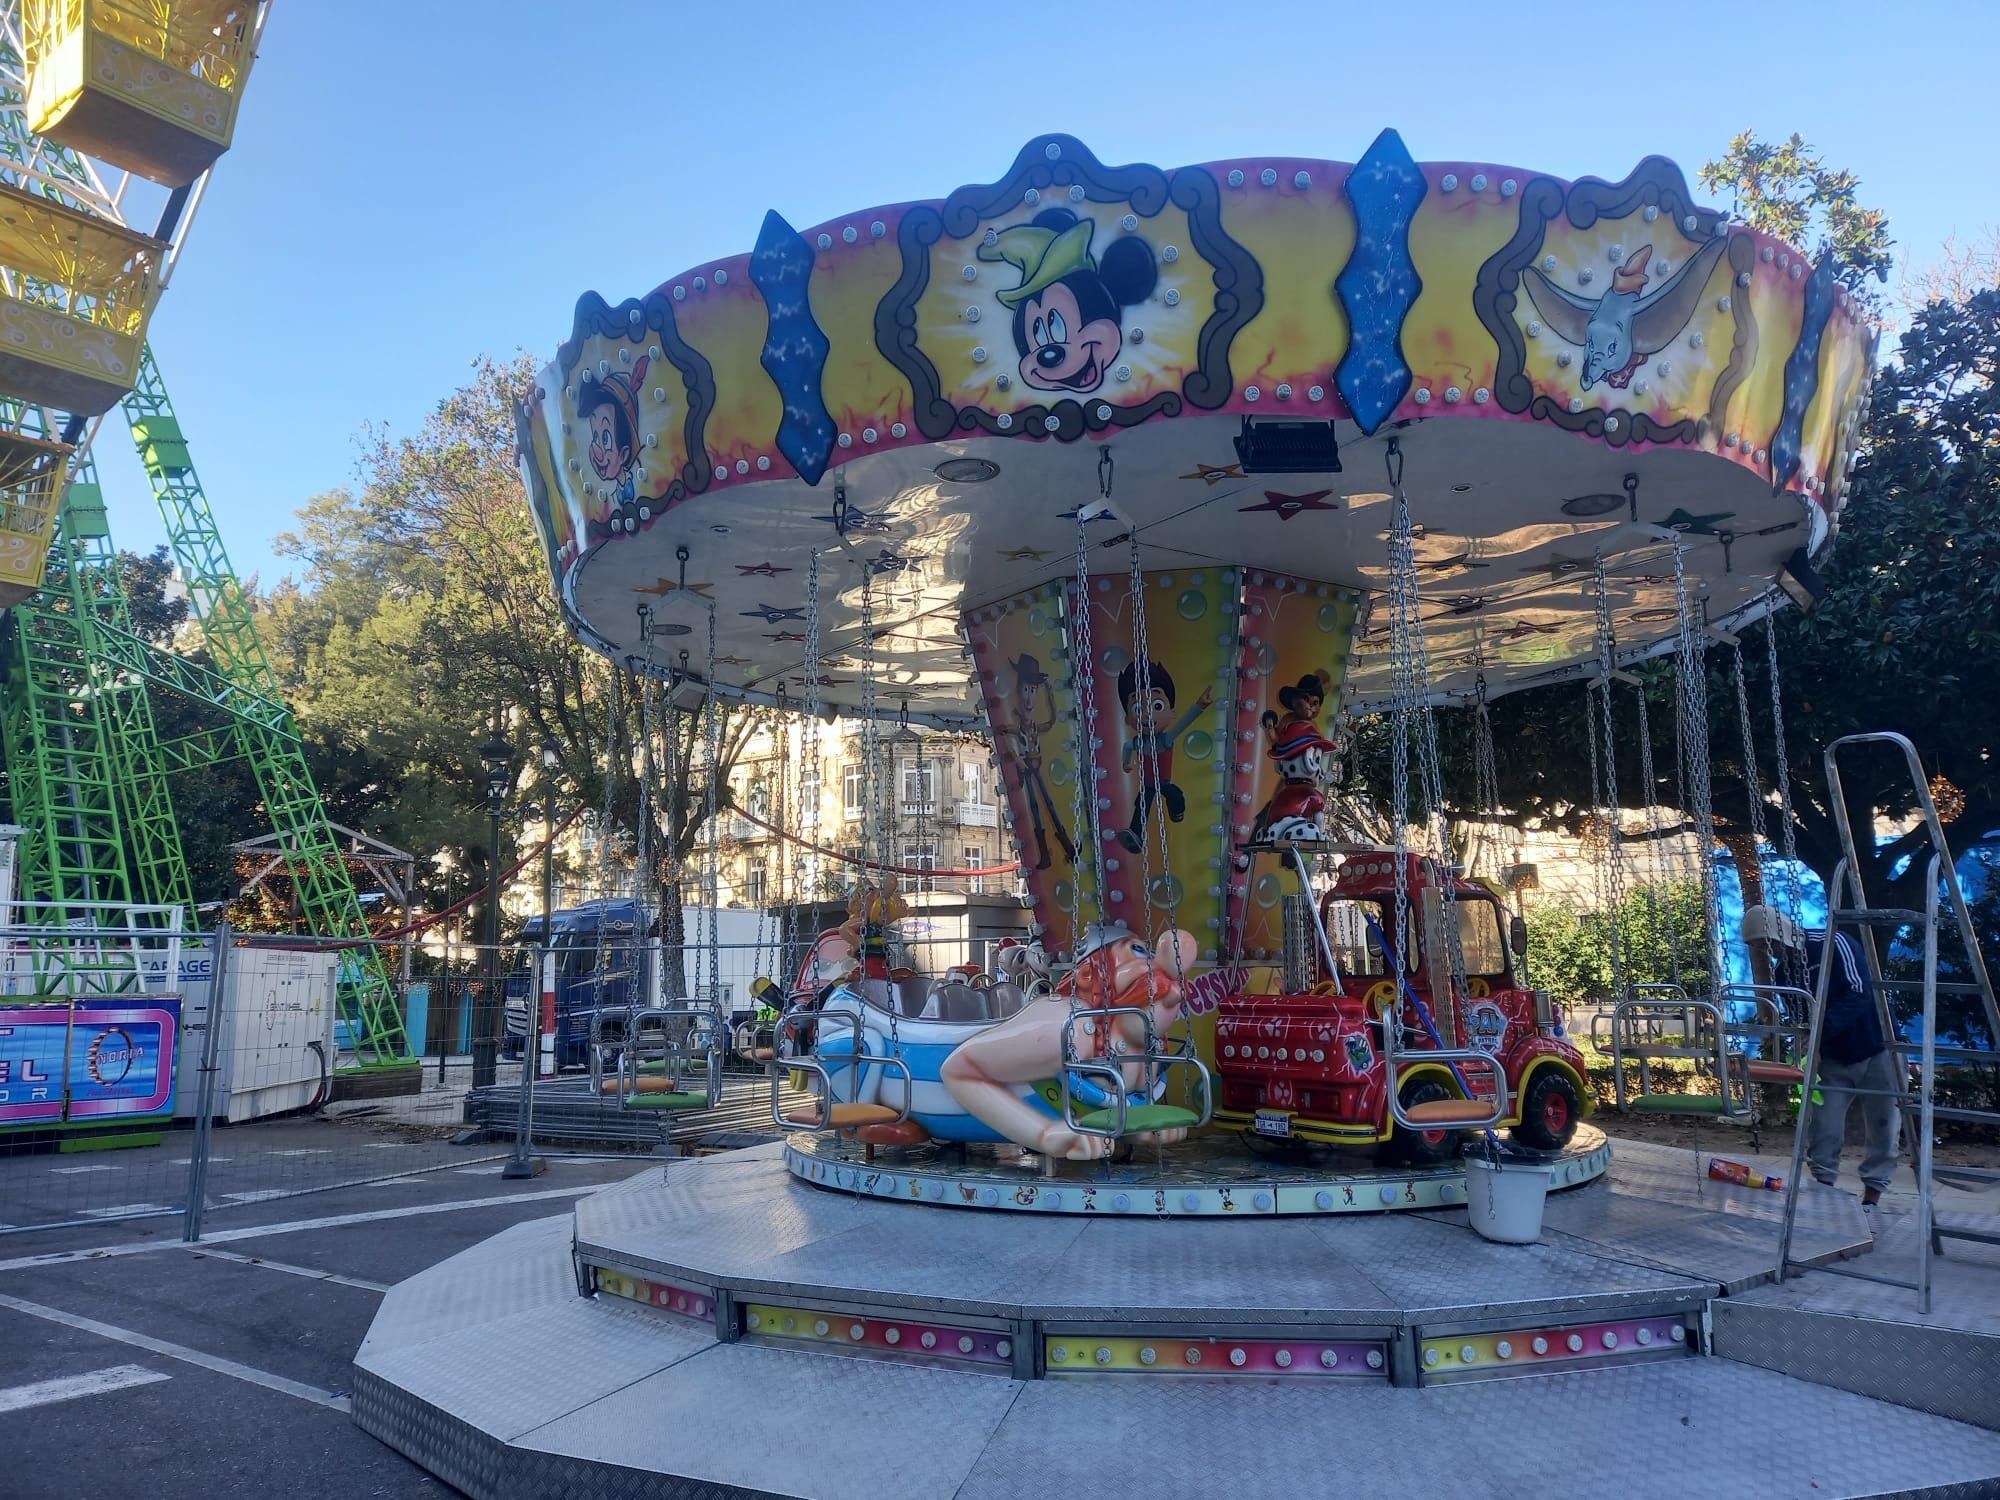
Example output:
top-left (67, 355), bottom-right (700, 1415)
top-left (1019, 280), bottom-right (1123, 393)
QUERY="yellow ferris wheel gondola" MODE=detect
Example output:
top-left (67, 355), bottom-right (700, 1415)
top-left (0, 427), bottom-right (72, 606)
top-left (23, 0), bottom-right (262, 188)
top-left (0, 179), bottom-right (165, 413)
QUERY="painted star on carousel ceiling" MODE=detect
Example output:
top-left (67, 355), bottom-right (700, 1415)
top-left (1239, 489), bottom-right (1336, 521)
top-left (711, 654), bottom-right (753, 667)
top-left (764, 631), bottom-right (808, 642)
top-left (1524, 552), bottom-right (1597, 580)
top-left (865, 549), bottom-right (913, 576)
top-left (1418, 551), bottom-right (1492, 573)
top-left (1660, 508), bottom-right (1735, 536)
top-left (1498, 620), bottom-right (1561, 640)
top-left (632, 577), bottom-right (715, 598)
top-left (735, 562), bottom-right (793, 577)
top-left (812, 506), bottom-right (896, 534)
top-left (1000, 545), bottom-right (1050, 563)
top-left (1180, 462), bottom-right (1246, 485)
top-left (1435, 594), bottom-right (1493, 617)
top-left (742, 604), bottom-right (808, 623)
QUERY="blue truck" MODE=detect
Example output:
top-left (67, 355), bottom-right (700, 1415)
top-left (502, 900), bottom-right (787, 1070)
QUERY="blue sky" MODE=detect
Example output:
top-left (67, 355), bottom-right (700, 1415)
top-left (107, 0), bottom-right (2000, 585)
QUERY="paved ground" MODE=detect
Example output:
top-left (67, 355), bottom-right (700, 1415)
top-left (0, 1151), bottom-right (643, 1500)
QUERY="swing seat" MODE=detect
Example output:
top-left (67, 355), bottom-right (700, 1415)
top-left (1627, 1094), bottom-right (1739, 1115)
top-left (1746, 1061), bottom-right (1806, 1086)
top-left (747, 1047), bottom-right (776, 1062)
top-left (784, 1102), bottom-right (901, 1129)
top-left (1076, 1103), bottom-right (1200, 1134)
top-left (601, 1075), bottom-right (687, 1096)
top-left (855, 1119), bottom-right (932, 1147)
top-left (623, 1091), bottom-right (710, 1111)
top-left (1403, 1098), bottom-right (1498, 1126)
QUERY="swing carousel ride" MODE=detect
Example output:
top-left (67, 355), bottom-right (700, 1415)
top-left (510, 129), bottom-right (1872, 1204)
top-left (354, 135), bottom-right (2000, 1500)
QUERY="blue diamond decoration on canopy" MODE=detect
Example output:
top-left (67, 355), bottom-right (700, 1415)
top-left (1335, 129), bottom-right (1428, 436)
top-left (751, 210), bottom-right (837, 486)
top-left (1768, 252), bottom-right (1838, 493)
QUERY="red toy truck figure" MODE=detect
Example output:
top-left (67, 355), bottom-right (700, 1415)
top-left (1212, 849), bottom-right (1589, 1164)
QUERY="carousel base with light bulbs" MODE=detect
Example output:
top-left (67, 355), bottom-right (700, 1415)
top-left (780, 1122), bottom-right (1610, 1216)
top-left (351, 1136), bottom-right (2000, 1499)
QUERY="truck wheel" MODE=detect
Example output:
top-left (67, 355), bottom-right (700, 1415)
top-left (1513, 1070), bottom-right (1582, 1151)
top-left (1391, 1078), bottom-right (1463, 1166)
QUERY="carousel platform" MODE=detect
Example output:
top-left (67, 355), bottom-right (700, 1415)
top-left (353, 1138), bottom-right (2000, 1499)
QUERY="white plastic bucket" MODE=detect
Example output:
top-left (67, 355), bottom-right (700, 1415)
top-left (1465, 1154), bottom-right (1549, 1244)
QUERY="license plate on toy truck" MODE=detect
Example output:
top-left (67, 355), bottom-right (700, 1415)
top-left (1254, 1110), bottom-right (1292, 1138)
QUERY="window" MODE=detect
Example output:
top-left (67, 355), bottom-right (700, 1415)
top-left (746, 779), bottom-right (770, 819)
top-left (799, 768), bottom-right (821, 826)
top-left (901, 841), bottom-right (937, 893)
top-left (744, 866), bottom-right (768, 904)
top-left (1324, 899), bottom-right (1412, 978)
top-left (962, 762), bottom-right (986, 805)
top-left (843, 763), bottom-right (864, 819)
top-left (1456, 900), bottom-right (1509, 978)
top-left (901, 760), bottom-right (936, 813)
top-left (965, 847), bottom-right (985, 895)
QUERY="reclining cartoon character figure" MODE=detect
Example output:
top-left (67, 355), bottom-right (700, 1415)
top-left (941, 923), bottom-right (1198, 1161)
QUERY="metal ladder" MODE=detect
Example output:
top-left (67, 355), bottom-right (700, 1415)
top-left (1774, 732), bottom-right (2000, 1311)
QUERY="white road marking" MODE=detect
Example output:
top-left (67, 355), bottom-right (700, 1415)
top-left (0, 1293), bottom-right (348, 1410)
top-left (80, 1203), bottom-right (177, 1219)
top-left (186, 1247), bottom-right (389, 1294)
top-left (221, 1190), bottom-right (295, 1204)
top-left (0, 1364), bottom-right (171, 1413)
top-left (170, 1158), bottom-right (230, 1166)
top-left (267, 1149), bottom-right (332, 1158)
top-left (0, 1183), bottom-right (598, 1273)
top-left (50, 1165), bottom-right (118, 1175)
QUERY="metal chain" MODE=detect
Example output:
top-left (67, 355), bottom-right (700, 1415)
top-left (702, 603), bottom-right (722, 1003)
top-left (593, 667), bottom-right (624, 956)
top-left (1763, 618), bottom-right (1804, 919)
top-left (1633, 683), bottom-right (1680, 986)
top-left (1070, 514), bottom-right (1109, 948)
top-left (1591, 557), bottom-right (1629, 995)
top-left (1729, 640), bottom-right (1769, 908)
top-left (1673, 546), bottom-right (1721, 987)
top-left (1126, 526), bottom-right (1182, 981)
top-left (1384, 440), bottom-right (1467, 1001)
top-left (801, 550), bottom-right (824, 924)
top-left (858, 569), bottom-right (878, 879)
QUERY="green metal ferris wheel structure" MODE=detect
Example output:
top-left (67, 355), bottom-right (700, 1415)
top-left (0, 1), bottom-right (407, 1065)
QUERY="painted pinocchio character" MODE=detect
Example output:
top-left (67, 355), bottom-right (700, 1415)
top-left (1251, 724), bottom-right (1340, 844)
top-left (576, 354), bottom-right (651, 513)
top-left (1116, 659), bottom-right (1213, 854)
top-left (1007, 653), bottom-right (1075, 871)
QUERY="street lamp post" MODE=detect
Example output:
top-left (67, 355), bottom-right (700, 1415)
top-left (504, 741), bottom-right (560, 1179)
top-left (471, 730), bottom-right (514, 1090)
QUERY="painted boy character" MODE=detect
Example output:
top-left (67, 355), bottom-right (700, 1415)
top-left (576, 354), bottom-right (651, 508)
top-left (980, 208), bottom-right (1157, 395)
top-left (1008, 654), bottom-right (1075, 871)
top-left (1116, 659), bottom-right (1213, 854)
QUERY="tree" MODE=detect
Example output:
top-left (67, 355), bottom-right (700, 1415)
top-left (1697, 131), bottom-right (1893, 298)
top-left (259, 356), bottom-right (763, 989)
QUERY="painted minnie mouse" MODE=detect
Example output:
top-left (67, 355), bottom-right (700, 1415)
top-left (980, 208), bottom-right (1156, 395)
